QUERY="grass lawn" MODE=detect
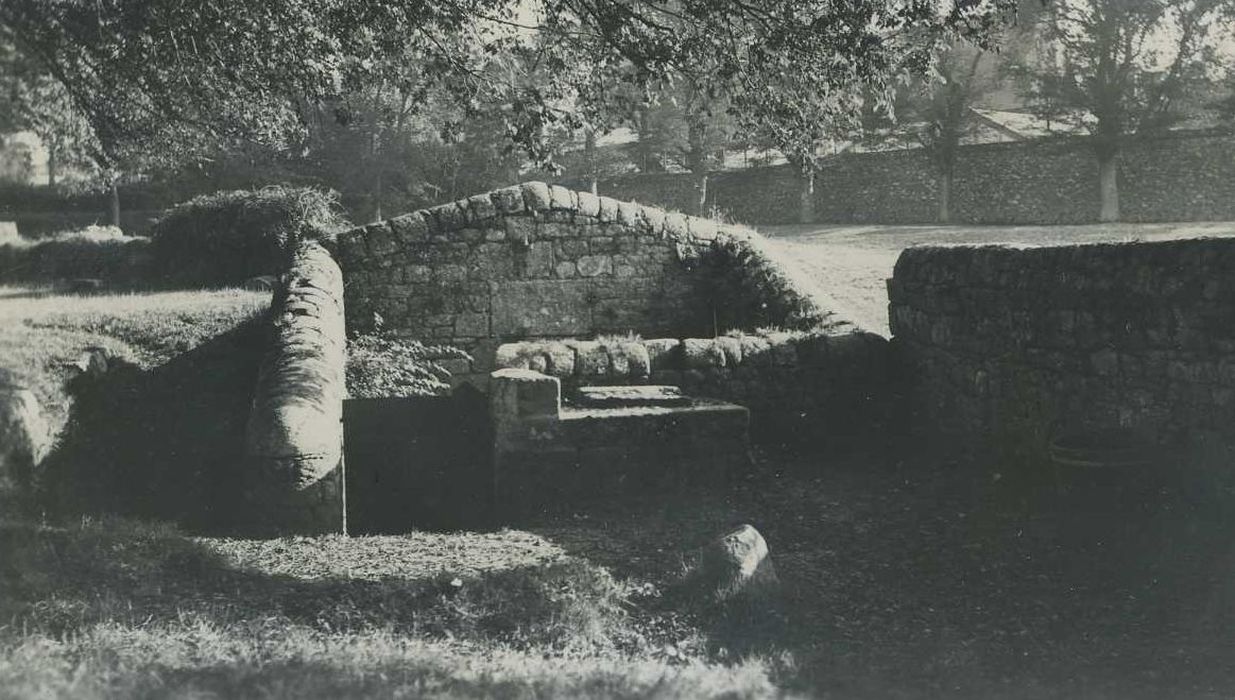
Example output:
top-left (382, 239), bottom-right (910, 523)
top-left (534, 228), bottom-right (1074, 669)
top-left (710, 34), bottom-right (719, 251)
top-left (759, 221), bottom-right (1235, 335)
top-left (0, 285), bottom-right (271, 437)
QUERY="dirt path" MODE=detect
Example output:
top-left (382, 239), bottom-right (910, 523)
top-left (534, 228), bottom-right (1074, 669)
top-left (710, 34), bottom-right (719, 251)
top-left (759, 221), bottom-right (1235, 335)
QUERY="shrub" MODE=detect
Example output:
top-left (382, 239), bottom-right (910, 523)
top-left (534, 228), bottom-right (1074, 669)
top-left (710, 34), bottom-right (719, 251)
top-left (346, 333), bottom-right (471, 398)
top-left (0, 226), bottom-right (151, 284)
top-left (148, 186), bottom-right (348, 287)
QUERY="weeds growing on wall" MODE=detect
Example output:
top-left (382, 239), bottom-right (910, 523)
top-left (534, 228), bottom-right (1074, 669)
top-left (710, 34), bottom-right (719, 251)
top-left (703, 232), bottom-right (829, 333)
top-left (345, 333), bottom-right (470, 398)
top-left (149, 187), bottom-right (349, 287)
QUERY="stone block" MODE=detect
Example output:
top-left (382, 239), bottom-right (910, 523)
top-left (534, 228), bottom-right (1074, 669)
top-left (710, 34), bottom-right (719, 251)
top-left (616, 200), bottom-right (642, 228)
top-left (572, 341), bottom-right (611, 379)
top-left (490, 368), bottom-right (561, 426)
top-left (523, 242), bottom-right (554, 277)
top-left (429, 202), bottom-right (468, 232)
top-left (577, 190), bottom-right (601, 217)
top-left (557, 239), bottom-right (589, 260)
top-left (521, 182), bottom-right (552, 211)
top-left (664, 213), bottom-right (690, 240)
top-left (543, 342), bottom-right (576, 378)
top-left (644, 339), bottom-right (682, 370)
top-left (577, 255), bottom-right (613, 277)
top-left (491, 185), bottom-right (526, 214)
top-left (484, 227), bottom-right (506, 242)
top-left (597, 196), bottom-right (620, 223)
top-left (554, 261), bottom-right (578, 278)
top-left (468, 193), bottom-right (497, 223)
top-left (611, 341), bottom-right (650, 380)
top-left (505, 217), bottom-right (536, 246)
top-left (538, 223), bottom-right (576, 238)
top-left (365, 222), bottom-right (398, 257)
top-left (455, 313), bottom-right (490, 338)
top-left (684, 339), bottom-right (726, 369)
top-left (715, 336), bottom-right (743, 366)
top-left (492, 280), bottom-right (594, 336)
top-left (390, 212), bottom-right (430, 244)
top-left (336, 229), bottom-right (368, 263)
top-left (549, 184), bottom-right (577, 211)
top-left (640, 206), bottom-right (667, 237)
top-left (687, 216), bottom-right (718, 241)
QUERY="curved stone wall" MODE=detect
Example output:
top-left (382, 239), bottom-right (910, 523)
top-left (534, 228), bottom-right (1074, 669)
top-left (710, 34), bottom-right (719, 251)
top-left (335, 182), bottom-right (847, 386)
top-left (245, 240), bottom-right (346, 533)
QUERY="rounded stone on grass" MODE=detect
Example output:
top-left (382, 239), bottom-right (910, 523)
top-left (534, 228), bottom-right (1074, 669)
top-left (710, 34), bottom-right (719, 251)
top-left (694, 524), bottom-right (780, 603)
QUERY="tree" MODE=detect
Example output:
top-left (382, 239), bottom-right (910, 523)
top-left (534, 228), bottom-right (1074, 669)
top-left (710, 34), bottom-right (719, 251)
top-left (629, 84), bottom-right (735, 214)
top-left (0, 31), bottom-right (97, 188)
top-left (0, 0), bottom-right (1023, 219)
top-left (1013, 0), bottom-right (1232, 221)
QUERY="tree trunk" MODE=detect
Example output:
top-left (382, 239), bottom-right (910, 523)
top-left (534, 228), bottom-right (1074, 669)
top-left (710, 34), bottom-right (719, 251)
top-left (371, 168), bottom-right (383, 223)
top-left (938, 170), bottom-right (953, 223)
top-left (46, 141), bottom-right (57, 187)
top-left (589, 178), bottom-right (598, 196)
top-left (799, 170), bottom-right (816, 224)
top-left (1097, 150), bottom-right (1120, 222)
top-left (109, 180), bottom-right (120, 228)
top-left (697, 172), bottom-right (709, 216)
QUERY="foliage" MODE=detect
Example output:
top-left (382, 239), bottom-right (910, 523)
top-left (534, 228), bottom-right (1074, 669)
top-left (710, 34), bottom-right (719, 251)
top-left (1009, 0), bottom-right (1234, 219)
top-left (148, 186), bottom-right (348, 287)
top-left (0, 0), bottom-right (1023, 184)
top-left (345, 333), bottom-right (470, 399)
top-left (0, 229), bottom-right (150, 284)
top-left (0, 30), bottom-right (98, 186)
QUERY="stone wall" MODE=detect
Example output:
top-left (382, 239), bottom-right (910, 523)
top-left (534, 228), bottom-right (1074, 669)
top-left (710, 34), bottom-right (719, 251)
top-left (245, 241), bottom-right (347, 534)
top-left (334, 182), bottom-right (843, 386)
top-left (495, 330), bottom-right (892, 444)
top-left (582, 130), bottom-right (1235, 225)
top-left (888, 238), bottom-right (1235, 465)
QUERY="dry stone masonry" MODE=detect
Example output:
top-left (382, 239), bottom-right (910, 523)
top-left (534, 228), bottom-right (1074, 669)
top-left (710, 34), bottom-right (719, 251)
top-left (495, 330), bottom-right (891, 444)
top-left (334, 182), bottom-right (844, 387)
top-left (245, 240), bottom-right (347, 534)
top-left (889, 238), bottom-right (1235, 464)
top-left (585, 131), bottom-right (1235, 225)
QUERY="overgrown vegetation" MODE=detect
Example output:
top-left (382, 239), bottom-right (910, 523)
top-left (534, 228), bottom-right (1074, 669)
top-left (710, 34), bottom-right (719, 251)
top-left (345, 333), bottom-right (470, 398)
top-left (0, 225), bottom-right (151, 285)
top-left (704, 230), bottom-right (841, 334)
top-left (149, 187), bottom-right (348, 287)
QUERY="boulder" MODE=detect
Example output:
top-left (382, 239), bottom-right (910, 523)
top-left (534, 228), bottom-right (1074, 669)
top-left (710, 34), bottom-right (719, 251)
top-left (0, 386), bottom-right (49, 492)
top-left (694, 524), bottom-right (779, 603)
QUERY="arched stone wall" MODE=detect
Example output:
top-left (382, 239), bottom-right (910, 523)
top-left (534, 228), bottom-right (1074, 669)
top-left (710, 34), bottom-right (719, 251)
top-left (334, 182), bottom-right (845, 385)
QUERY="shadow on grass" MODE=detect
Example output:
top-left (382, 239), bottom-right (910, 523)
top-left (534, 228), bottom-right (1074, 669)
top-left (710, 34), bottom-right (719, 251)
top-left (37, 318), bottom-right (266, 533)
top-left (0, 517), bottom-right (739, 699)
